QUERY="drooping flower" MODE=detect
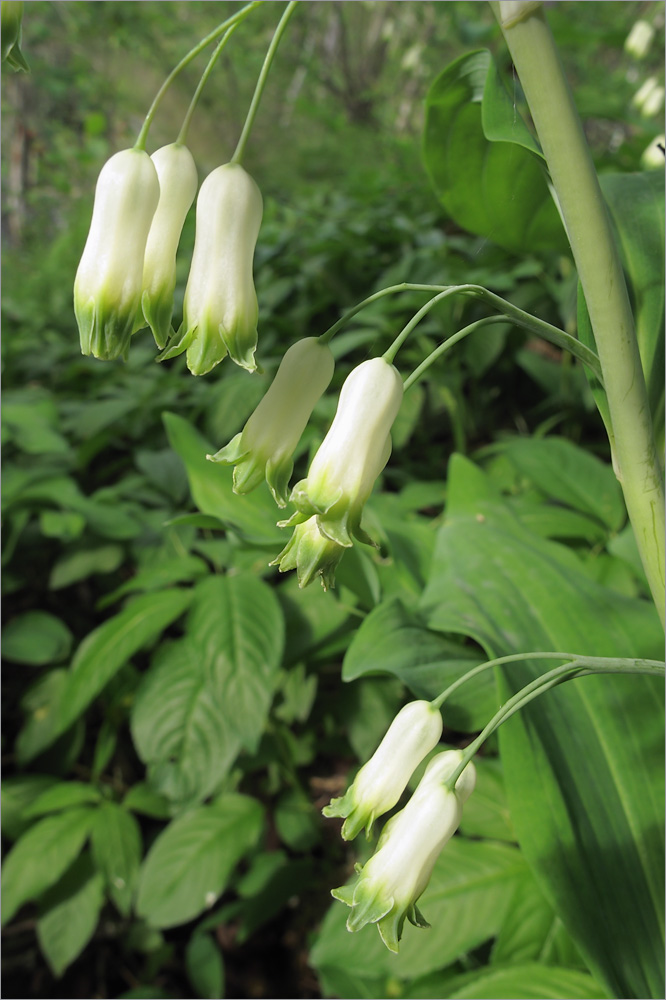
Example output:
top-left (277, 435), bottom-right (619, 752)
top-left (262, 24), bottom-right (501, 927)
top-left (323, 701), bottom-right (443, 840)
top-left (280, 357), bottom-right (403, 559)
top-left (169, 162), bottom-right (263, 375)
top-left (207, 337), bottom-right (335, 506)
top-left (2, 1), bottom-right (28, 71)
top-left (139, 143), bottom-right (198, 349)
top-left (269, 515), bottom-right (345, 590)
top-left (74, 148), bottom-right (160, 361)
top-left (332, 750), bottom-right (476, 953)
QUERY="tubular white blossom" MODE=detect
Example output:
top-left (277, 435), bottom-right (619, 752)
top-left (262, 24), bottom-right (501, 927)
top-left (286, 357), bottom-right (404, 548)
top-left (140, 143), bottom-right (198, 348)
top-left (323, 701), bottom-right (443, 840)
top-left (208, 338), bottom-right (335, 505)
top-left (180, 162), bottom-right (263, 375)
top-left (332, 750), bottom-right (476, 953)
top-left (74, 148), bottom-right (160, 361)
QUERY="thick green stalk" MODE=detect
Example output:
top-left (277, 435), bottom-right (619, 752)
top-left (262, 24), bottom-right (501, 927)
top-left (493, 1), bottom-right (665, 624)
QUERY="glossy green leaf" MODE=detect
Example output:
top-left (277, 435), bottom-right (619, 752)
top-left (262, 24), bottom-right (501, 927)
top-left (1, 775), bottom-right (58, 841)
top-left (163, 411), bottom-right (283, 546)
top-left (458, 757), bottom-right (515, 843)
top-left (48, 544), bottom-right (124, 590)
top-left (47, 589), bottom-right (192, 751)
top-left (185, 932), bottom-right (225, 1000)
top-left (420, 454), bottom-right (664, 998)
top-left (342, 595), bottom-right (493, 731)
top-left (131, 575), bottom-right (284, 805)
top-left (423, 50), bottom-right (567, 254)
top-left (2, 610), bottom-right (73, 665)
top-left (91, 803), bottom-right (142, 917)
top-left (1, 807), bottom-right (95, 925)
top-left (98, 555), bottom-right (209, 609)
top-left (36, 854), bottom-right (105, 978)
top-left (496, 436), bottom-right (624, 531)
top-left (136, 794), bottom-right (263, 928)
top-left (22, 781), bottom-right (102, 819)
top-left (406, 964), bottom-right (609, 1000)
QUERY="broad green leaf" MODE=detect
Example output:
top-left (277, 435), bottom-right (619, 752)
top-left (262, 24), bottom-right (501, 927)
top-left (2, 393), bottom-right (69, 455)
top-left (91, 803), bottom-right (142, 916)
top-left (1, 807), bottom-right (95, 925)
top-left (458, 757), bottom-right (515, 843)
top-left (423, 50), bottom-right (566, 254)
top-left (22, 781), bottom-right (102, 819)
top-left (132, 575), bottom-right (284, 805)
top-left (490, 871), bottom-right (582, 968)
top-left (49, 544), bottom-right (124, 590)
top-left (15, 669), bottom-right (80, 766)
top-left (47, 589), bottom-right (192, 750)
top-left (406, 964), bottom-right (609, 1000)
top-left (36, 854), bottom-right (105, 979)
top-left (420, 454), bottom-right (664, 998)
top-left (342, 596), bottom-right (493, 731)
top-left (496, 436), bottom-right (624, 531)
top-left (185, 932), bottom-right (225, 1000)
top-left (1, 775), bottom-right (58, 841)
top-left (2, 610), bottom-right (73, 666)
top-left (311, 838), bottom-right (527, 984)
top-left (136, 794), bottom-right (263, 928)
top-left (122, 783), bottom-right (171, 820)
top-left (98, 555), bottom-right (209, 609)
top-left (163, 411), bottom-right (283, 546)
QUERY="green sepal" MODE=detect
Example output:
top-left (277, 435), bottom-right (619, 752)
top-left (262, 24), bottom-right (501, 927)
top-left (408, 901), bottom-right (430, 929)
top-left (265, 455), bottom-right (293, 508)
top-left (76, 296), bottom-right (132, 362)
top-left (156, 323), bottom-right (196, 363)
top-left (221, 323), bottom-right (260, 374)
top-left (186, 318), bottom-right (228, 375)
top-left (331, 883), bottom-right (355, 907)
top-left (346, 882), bottom-right (394, 934)
top-left (270, 524), bottom-right (345, 590)
top-left (141, 286), bottom-right (176, 349)
top-left (207, 432), bottom-right (248, 466)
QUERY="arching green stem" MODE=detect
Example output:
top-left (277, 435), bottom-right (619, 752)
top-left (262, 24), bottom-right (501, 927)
top-left (317, 283), bottom-right (448, 345)
top-left (430, 650), bottom-right (576, 710)
top-left (231, 1), bottom-right (299, 165)
top-left (176, 26), bottom-right (238, 146)
top-left (403, 316), bottom-right (505, 391)
top-left (134, 1), bottom-right (261, 151)
top-left (443, 655), bottom-right (665, 790)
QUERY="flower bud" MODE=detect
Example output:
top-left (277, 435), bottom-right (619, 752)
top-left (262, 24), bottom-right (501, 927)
top-left (323, 701), bottom-right (444, 840)
top-left (74, 148), bottom-right (160, 361)
top-left (2, 1), bottom-right (28, 71)
top-left (332, 750), bottom-right (476, 953)
top-left (140, 143), bottom-right (198, 348)
top-left (283, 357), bottom-right (404, 549)
top-left (179, 162), bottom-right (263, 375)
top-left (632, 76), bottom-right (665, 118)
top-left (208, 338), bottom-right (335, 506)
top-left (625, 20), bottom-right (655, 60)
top-left (269, 515), bottom-right (345, 590)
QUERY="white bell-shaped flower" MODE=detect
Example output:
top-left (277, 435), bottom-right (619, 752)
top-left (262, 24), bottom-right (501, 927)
top-left (140, 143), bottom-right (198, 348)
top-left (323, 701), bottom-right (443, 840)
top-left (208, 337), bottom-right (334, 506)
top-left (74, 148), bottom-right (159, 361)
top-left (177, 162), bottom-right (263, 375)
top-left (332, 750), bottom-right (476, 953)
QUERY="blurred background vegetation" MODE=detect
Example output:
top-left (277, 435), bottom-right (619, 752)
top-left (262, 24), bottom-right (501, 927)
top-left (2, 2), bottom-right (664, 998)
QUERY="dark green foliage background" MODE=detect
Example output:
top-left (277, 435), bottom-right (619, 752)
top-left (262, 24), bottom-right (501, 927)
top-left (2, 3), bottom-right (663, 999)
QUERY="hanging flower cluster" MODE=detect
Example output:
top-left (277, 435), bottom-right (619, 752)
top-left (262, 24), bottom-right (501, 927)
top-left (74, 145), bottom-right (262, 375)
top-left (323, 703), bottom-right (476, 953)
